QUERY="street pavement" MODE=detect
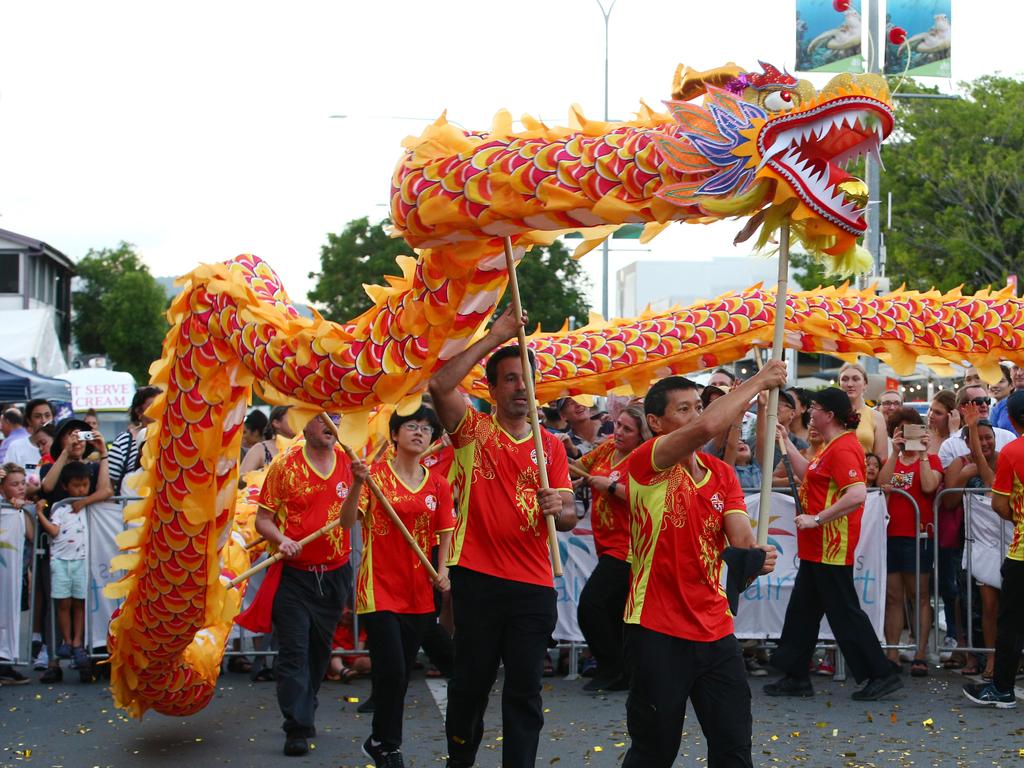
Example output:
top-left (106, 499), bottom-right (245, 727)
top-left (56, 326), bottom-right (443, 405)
top-left (1, 663), bottom-right (1022, 767)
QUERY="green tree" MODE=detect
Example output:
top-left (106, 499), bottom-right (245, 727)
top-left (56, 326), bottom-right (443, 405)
top-left (881, 75), bottom-right (1024, 291)
top-left (494, 239), bottom-right (590, 331)
top-left (790, 250), bottom-right (846, 291)
top-left (307, 218), bottom-right (412, 322)
top-left (72, 242), bottom-right (168, 382)
top-left (308, 218), bottom-right (591, 330)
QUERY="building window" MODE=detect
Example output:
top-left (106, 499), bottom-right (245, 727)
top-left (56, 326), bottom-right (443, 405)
top-left (0, 253), bottom-right (19, 294)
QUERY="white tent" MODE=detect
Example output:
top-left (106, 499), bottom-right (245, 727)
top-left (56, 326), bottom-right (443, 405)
top-left (0, 308), bottom-right (68, 376)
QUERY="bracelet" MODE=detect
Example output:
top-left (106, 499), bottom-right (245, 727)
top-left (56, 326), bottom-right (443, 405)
top-left (608, 480), bottom-right (618, 495)
top-left (98, 454), bottom-right (109, 460)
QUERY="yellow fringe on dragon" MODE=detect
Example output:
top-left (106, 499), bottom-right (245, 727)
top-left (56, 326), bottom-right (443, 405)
top-left (104, 62), bottom-right (1021, 718)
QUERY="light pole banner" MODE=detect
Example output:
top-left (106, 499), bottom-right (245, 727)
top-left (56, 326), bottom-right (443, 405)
top-left (796, 0), bottom-right (865, 74)
top-left (553, 490), bottom-right (887, 643)
top-left (884, 0), bottom-right (952, 78)
top-left (0, 508), bottom-right (25, 661)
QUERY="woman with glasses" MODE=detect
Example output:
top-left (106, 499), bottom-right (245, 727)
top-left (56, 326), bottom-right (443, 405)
top-left (344, 405), bottom-right (456, 766)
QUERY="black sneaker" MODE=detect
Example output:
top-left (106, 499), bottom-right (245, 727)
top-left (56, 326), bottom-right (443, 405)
top-left (40, 665), bottom-right (63, 684)
top-left (963, 682), bottom-right (1016, 709)
top-left (0, 665), bottom-right (30, 685)
top-left (283, 736), bottom-right (309, 756)
top-left (852, 673), bottom-right (903, 701)
top-left (763, 676), bottom-right (814, 697)
top-left (357, 695), bottom-right (376, 714)
top-left (362, 736), bottom-right (405, 767)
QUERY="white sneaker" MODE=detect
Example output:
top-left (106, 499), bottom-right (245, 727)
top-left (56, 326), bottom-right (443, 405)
top-left (940, 637), bottom-right (957, 662)
top-left (32, 645), bottom-right (48, 671)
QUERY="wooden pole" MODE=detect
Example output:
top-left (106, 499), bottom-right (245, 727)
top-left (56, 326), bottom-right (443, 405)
top-left (502, 236), bottom-right (563, 577)
top-left (317, 413), bottom-right (439, 581)
top-left (227, 517), bottom-right (342, 588)
top-left (756, 225), bottom-right (790, 546)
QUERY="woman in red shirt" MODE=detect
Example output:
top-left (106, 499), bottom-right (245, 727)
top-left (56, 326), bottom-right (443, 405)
top-left (878, 407), bottom-right (943, 676)
top-left (577, 404), bottom-right (650, 692)
top-left (768, 388), bottom-right (901, 701)
top-left (345, 406), bottom-right (456, 766)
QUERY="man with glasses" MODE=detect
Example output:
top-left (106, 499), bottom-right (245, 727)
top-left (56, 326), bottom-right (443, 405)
top-left (876, 390), bottom-right (903, 420)
top-left (937, 386), bottom-right (1018, 470)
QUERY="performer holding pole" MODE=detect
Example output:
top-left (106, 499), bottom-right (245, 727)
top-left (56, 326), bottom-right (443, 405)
top-left (234, 414), bottom-right (357, 758)
top-left (428, 252), bottom-right (577, 767)
top-left (622, 368), bottom-right (782, 767)
top-left (342, 405), bottom-right (456, 766)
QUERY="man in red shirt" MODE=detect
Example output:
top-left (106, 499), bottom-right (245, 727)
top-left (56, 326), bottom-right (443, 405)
top-left (622, 367), bottom-right (783, 768)
top-left (964, 390), bottom-right (1024, 708)
top-left (429, 306), bottom-right (577, 768)
top-left (769, 387), bottom-right (901, 701)
top-left (250, 414), bottom-right (356, 757)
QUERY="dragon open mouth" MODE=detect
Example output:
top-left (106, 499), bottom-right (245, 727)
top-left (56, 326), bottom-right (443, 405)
top-left (757, 97), bottom-right (894, 235)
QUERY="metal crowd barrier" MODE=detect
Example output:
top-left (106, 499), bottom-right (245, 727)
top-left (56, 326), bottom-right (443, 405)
top-left (9, 485), bottom-right (1005, 680)
top-left (932, 487), bottom-right (1005, 660)
top-left (17, 496), bottom-right (372, 676)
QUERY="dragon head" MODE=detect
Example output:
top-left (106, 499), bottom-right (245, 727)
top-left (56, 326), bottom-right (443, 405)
top-left (655, 62), bottom-right (894, 275)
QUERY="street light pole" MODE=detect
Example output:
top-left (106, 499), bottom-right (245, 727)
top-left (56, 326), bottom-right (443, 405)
top-left (597, 0), bottom-right (616, 319)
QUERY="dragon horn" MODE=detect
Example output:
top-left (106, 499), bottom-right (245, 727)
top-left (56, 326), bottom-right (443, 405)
top-left (671, 62), bottom-right (744, 101)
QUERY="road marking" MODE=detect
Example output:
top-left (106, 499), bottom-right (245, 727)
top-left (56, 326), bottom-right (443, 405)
top-left (426, 678), bottom-right (448, 718)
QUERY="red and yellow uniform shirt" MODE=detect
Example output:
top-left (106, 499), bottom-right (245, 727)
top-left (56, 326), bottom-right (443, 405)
top-left (447, 407), bottom-right (572, 588)
top-left (259, 442), bottom-right (353, 570)
top-left (580, 439), bottom-right (631, 561)
top-left (422, 443), bottom-right (455, 484)
top-left (886, 454), bottom-right (943, 538)
top-left (356, 460), bottom-right (456, 614)
top-left (625, 438), bottom-right (746, 642)
top-left (991, 436), bottom-right (1024, 561)
top-left (797, 431), bottom-right (865, 565)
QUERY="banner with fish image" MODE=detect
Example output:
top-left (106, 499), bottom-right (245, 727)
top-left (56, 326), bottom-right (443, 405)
top-left (884, 0), bottom-right (952, 77)
top-left (796, 0), bottom-right (864, 74)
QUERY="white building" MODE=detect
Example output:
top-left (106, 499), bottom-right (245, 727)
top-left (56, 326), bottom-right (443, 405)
top-left (616, 256), bottom-right (793, 318)
top-left (0, 228), bottom-right (74, 373)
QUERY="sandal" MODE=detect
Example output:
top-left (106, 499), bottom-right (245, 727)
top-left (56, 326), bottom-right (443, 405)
top-left (542, 655), bottom-right (555, 678)
top-left (324, 670), bottom-right (342, 682)
top-left (960, 663), bottom-right (981, 676)
top-left (252, 667), bottom-right (276, 682)
top-left (943, 652), bottom-right (966, 670)
top-left (339, 666), bottom-right (360, 683)
top-left (910, 659), bottom-right (929, 677)
top-left (227, 656), bottom-right (252, 674)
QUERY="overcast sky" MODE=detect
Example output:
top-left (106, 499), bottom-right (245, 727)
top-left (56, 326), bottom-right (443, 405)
top-left (0, 1), bottom-right (1016, 313)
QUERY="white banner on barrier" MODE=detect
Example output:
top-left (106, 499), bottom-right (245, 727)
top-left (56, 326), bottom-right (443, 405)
top-left (0, 508), bottom-right (25, 661)
top-left (734, 492), bottom-right (886, 640)
top-left (86, 502), bottom-right (126, 652)
top-left (553, 491), bottom-right (888, 643)
top-left (964, 494), bottom-right (1012, 589)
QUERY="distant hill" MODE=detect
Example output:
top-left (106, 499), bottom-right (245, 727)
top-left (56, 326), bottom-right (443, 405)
top-left (154, 276), bottom-right (314, 319)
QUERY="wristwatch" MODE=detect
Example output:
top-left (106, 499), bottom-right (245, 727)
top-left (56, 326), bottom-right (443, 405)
top-left (813, 514), bottom-right (822, 526)
top-left (608, 480), bottom-right (618, 495)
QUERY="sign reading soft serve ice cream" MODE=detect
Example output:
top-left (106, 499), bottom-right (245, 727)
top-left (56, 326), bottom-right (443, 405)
top-left (56, 368), bottom-right (136, 411)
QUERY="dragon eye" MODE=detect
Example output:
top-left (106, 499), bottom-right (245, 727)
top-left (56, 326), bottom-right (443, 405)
top-left (763, 90), bottom-right (796, 111)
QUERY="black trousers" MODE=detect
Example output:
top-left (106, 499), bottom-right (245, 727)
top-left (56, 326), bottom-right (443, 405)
top-left (271, 564), bottom-right (349, 737)
top-left (771, 560), bottom-right (890, 683)
top-left (994, 558), bottom-right (1024, 692)
top-left (577, 555), bottom-right (630, 681)
top-left (363, 610), bottom-right (434, 750)
top-left (446, 566), bottom-right (556, 768)
top-left (622, 626), bottom-right (752, 768)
